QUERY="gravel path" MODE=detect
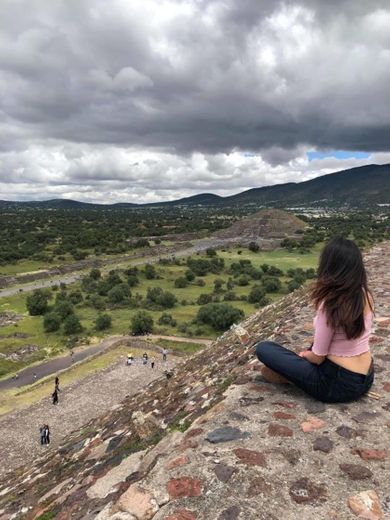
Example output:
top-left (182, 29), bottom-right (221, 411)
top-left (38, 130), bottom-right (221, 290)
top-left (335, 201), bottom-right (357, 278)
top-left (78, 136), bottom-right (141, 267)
top-left (0, 356), bottom-right (177, 478)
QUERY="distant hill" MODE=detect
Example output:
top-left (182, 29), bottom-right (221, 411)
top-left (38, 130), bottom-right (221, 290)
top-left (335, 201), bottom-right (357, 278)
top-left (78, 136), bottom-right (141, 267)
top-left (0, 163), bottom-right (389, 209)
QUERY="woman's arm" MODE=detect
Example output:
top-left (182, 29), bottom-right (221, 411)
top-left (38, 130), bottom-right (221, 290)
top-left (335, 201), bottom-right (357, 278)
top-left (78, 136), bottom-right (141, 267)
top-left (299, 349), bottom-right (325, 365)
top-left (311, 305), bottom-right (334, 357)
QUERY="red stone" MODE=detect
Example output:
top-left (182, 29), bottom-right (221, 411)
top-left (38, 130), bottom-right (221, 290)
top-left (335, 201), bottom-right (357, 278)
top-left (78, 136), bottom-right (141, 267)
top-left (378, 318), bottom-right (390, 328)
top-left (247, 476), bottom-right (272, 497)
top-left (165, 455), bottom-right (190, 470)
top-left (268, 423), bottom-right (293, 437)
top-left (383, 383), bottom-right (390, 393)
top-left (185, 428), bottom-right (204, 439)
top-left (301, 416), bottom-right (326, 432)
top-left (369, 335), bottom-right (383, 344)
top-left (234, 448), bottom-right (267, 466)
top-left (167, 477), bottom-right (202, 499)
top-left (351, 448), bottom-right (388, 461)
top-left (165, 510), bottom-right (197, 520)
top-left (273, 411), bottom-right (295, 420)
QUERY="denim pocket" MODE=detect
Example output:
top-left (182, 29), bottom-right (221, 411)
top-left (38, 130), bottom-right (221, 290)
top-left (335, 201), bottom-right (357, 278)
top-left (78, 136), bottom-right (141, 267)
top-left (325, 376), bottom-right (366, 403)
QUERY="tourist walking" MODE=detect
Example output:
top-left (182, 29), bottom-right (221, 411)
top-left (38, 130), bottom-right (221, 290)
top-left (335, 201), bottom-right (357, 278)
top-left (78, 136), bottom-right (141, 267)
top-left (39, 425), bottom-right (46, 445)
top-left (126, 354), bottom-right (134, 366)
top-left (44, 424), bottom-right (50, 444)
top-left (54, 376), bottom-right (60, 393)
top-left (256, 237), bottom-right (375, 403)
top-left (142, 352), bottom-right (148, 365)
top-left (151, 359), bottom-right (155, 369)
top-left (162, 348), bottom-right (168, 362)
top-left (52, 389), bottom-right (59, 405)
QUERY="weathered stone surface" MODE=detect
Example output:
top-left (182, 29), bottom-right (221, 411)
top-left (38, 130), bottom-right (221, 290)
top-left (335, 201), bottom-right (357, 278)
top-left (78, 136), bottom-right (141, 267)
top-left (116, 485), bottom-right (159, 519)
top-left (166, 477), bottom-right (202, 499)
top-left (336, 425), bottom-right (357, 439)
top-left (351, 448), bottom-right (387, 461)
top-left (352, 412), bottom-right (379, 423)
top-left (301, 416), bottom-right (326, 432)
top-left (383, 382), bottom-right (390, 392)
top-left (164, 510), bottom-right (197, 520)
top-left (272, 400), bottom-right (297, 408)
top-left (305, 401), bottom-right (326, 414)
top-left (247, 476), bottom-right (272, 497)
top-left (214, 464), bottom-right (235, 483)
top-left (313, 436), bottom-right (333, 453)
top-left (339, 464), bottom-right (373, 480)
top-left (348, 490), bottom-right (384, 519)
top-left (272, 411), bottom-right (295, 420)
top-left (87, 450), bottom-right (145, 499)
top-left (218, 505), bottom-right (241, 520)
top-left (268, 423), bottom-right (293, 437)
top-left (234, 448), bottom-right (267, 467)
top-left (206, 426), bottom-right (250, 444)
top-left (165, 456), bottom-right (190, 470)
top-left (289, 477), bottom-right (327, 504)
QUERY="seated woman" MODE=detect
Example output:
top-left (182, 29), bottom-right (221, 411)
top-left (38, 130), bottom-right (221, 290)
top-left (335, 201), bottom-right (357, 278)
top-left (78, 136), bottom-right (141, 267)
top-left (256, 237), bottom-right (374, 403)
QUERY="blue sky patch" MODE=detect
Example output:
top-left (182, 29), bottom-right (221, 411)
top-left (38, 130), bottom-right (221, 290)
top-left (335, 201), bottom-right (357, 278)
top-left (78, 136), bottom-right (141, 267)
top-left (307, 150), bottom-right (371, 161)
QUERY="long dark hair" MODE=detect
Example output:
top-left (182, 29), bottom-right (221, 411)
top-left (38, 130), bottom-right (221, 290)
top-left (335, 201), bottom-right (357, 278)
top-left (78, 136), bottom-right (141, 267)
top-left (311, 237), bottom-right (373, 339)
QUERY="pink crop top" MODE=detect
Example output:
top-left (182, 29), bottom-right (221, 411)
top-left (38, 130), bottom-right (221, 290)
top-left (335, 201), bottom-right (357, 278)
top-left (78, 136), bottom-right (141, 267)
top-left (312, 305), bottom-right (373, 357)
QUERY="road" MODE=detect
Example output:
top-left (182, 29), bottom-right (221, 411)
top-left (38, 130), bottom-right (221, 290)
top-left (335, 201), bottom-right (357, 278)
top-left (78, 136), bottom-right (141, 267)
top-left (0, 334), bottom-right (212, 390)
top-left (0, 238), bottom-right (230, 297)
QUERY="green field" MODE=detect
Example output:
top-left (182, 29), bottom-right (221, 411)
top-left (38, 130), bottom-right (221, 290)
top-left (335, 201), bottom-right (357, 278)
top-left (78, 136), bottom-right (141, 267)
top-left (0, 245), bottom-right (322, 379)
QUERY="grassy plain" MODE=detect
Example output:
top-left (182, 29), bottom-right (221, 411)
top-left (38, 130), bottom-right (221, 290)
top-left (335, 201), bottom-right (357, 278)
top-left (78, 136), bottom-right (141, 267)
top-left (0, 245), bottom-right (321, 379)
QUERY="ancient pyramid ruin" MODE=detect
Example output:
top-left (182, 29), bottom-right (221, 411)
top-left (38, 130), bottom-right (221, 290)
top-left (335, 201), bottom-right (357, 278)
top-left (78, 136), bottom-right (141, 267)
top-left (0, 243), bottom-right (388, 520)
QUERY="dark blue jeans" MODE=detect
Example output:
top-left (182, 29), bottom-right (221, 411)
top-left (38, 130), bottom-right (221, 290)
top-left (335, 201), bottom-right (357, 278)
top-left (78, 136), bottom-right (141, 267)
top-left (256, 341), bottom-right (374, 403)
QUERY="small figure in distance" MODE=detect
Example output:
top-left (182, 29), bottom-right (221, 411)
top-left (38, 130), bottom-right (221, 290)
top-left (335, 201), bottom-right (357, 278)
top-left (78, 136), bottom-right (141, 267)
top-left (127, 354), bottom-right (134, 366)
top-left (142, 352), bottom-right (148, 365)
top-left (44, 424), bottom-right (50, 445)
top-left (70, 350), bottom-right (74, 363)
top-left (256, 237), bottom-right (375, 403)
top-left (33, 372), bottom-right (37, 382)
top-left (151, 358), bottom-right (155, 369)
top-left (55, 376), bottom-right (60, 393)
top-left (162, 348), bottom-right (168, 362)
top-left (52, 388), bottom-right (59, 405)
top-left (39, 425), bottom-right (46, 446)
top-left (165, 369), bottom-right (173, 380)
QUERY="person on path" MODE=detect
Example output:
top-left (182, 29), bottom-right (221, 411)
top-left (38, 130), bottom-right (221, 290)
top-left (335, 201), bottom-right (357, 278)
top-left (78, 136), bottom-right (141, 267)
top-left (39, 425), bottom-right (46, 445)
top-left (127, 354), bottom-right (134, 366)
top-left (44, 424), bottom-right (50, 444)
top-left (256, 237), bottom-right (375, 403)
top-left (33, 372), bottom-right (37, 382)
top-left (142, 352), bottom-right (148, 365)
top-left (162, 348), bottom-right (168, 362)
top-left (54, 376), bottom-right (60, 393)
top-left (52, 389), bottom-right (59, 405)
top-left (151, 359), bottom-right (155, 369)
top-left (70, 350), bottom-right (74, 363)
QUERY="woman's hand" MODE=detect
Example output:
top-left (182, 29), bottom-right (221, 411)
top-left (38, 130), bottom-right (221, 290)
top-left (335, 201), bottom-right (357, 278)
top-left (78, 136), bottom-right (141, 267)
top-left (298, 350), bottom-right (309, 358)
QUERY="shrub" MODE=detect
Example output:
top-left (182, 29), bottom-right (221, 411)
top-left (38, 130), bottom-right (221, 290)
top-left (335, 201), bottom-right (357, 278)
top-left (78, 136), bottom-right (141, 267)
top-left (196, 303), bottom-right (244, 331)
top-left (95, 313), bottom-right (112, 330)
top-left (68, 291), bottom-right (83, 305)
top-left (158, 313), bottom-right (177, 326)
top-left (248, 241), bottom-right (259, 252)
top-left (26, 289), bottom-right (50, 316)
top-left (43, 312), bottom-right (61, 333)
top-left (262, 276), bottom-right (282, 293)
top-left (131, 311), bottom-right (154, 335)
top-left (144, 264), bottom-right (157, 279)
top-left (90, 294), bottom-right (106, 310)
top-left (89, 268), bottom-right (101, 280)
top-left (237, 275), bottom-right (250, 286)
top-left (53, 300), bottom-right (74, 321)
top-left (185, 270), bottom-right (195, 281)
top-left (248, 285), bottom-right (266, 304)
top-left (174, 277), bottom-right (188, 288)
top-left (108, 283), bottom-right (131, 304)
top-left (63, 314), bottom-right (83, 335)
top-left (146, 287), bottom-right (176, 309)
top-left (206, 248), bottom-right (217, 257)
top-left (127, 274), bottom-right (139, 287)
top-left (197, 293), bottom-right (213, 305)
top-left (288, 279), bottom-right (302, 292)
top-left (223, 291), bottom-right (237, 301)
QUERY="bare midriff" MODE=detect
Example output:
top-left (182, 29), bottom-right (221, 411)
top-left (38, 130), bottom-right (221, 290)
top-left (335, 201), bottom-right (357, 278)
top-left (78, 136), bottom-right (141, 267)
top-left (327, 350), bottom-right (372, 375)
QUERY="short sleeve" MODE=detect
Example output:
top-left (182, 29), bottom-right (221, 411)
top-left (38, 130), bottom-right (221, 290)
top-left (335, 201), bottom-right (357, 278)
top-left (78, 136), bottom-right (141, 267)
top-left (312, 306), bottom-right (334, 356)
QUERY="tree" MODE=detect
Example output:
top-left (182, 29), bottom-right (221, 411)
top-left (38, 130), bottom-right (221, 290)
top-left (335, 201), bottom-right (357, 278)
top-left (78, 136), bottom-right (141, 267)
top-left (89, 268), bottom-right (101, 280)
top-left (197, 303), bottom-right (244, 331)
top-left (174, 277), bottom-right (188, 288)
top-left (144, 264), bottom-right (157, 279)
top-left (197, 293), bottom-right (213, 305)
top-left (63, 314), bottom-right (82, 335)
top-left (68, 290), bottom-right (83, 305)
top-left (185, 270), bottom-right (195, 282)
top-left (213, 279), bottom-right (224, 292)
top-left (248, 241), bottom-right (259, 252)
top-left (108, 283), bottom-right (131, 304)
top-left (127, 274), bottom-right (139, 287)
top-left (131, 311), bottom-right (154, 335)
top-left (248, 285), bottom-right (266, 304)
top-left (206, 248), bottom-right (217, 257)
top-left (90, 294), bottom-right (106, 310)
top-left (53, 300), bottom-right (74, 321)
top-left (43, 312), bottom-right (61, 332)
top-left (262, 276), bottom-right (282, 293)
top-left (95, 313), bottom-right (112, 330)
top-left (26, 289), bottom-right (50, 316)
top-left (146, 287), bottom-right (176, 308)
top-left (158, 313), bottom-right (177, 326)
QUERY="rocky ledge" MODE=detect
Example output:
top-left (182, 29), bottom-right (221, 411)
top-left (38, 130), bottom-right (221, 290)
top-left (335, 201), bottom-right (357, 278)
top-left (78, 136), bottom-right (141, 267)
top-left (0, 243), bottom-right (389, 520)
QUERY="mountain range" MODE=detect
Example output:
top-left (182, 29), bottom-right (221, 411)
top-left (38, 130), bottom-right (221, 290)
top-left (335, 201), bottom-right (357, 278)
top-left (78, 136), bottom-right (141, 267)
top-left (1, 163), bottom-right (389, 209)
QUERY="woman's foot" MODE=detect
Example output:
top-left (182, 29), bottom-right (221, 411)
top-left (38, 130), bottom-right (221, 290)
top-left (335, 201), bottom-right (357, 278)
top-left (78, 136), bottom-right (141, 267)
top-left (260, 366), bottom-right (291, 384)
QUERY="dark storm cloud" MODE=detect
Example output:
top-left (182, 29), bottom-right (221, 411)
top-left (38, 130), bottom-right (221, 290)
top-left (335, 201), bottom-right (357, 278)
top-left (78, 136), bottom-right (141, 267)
top-left (0, 0), bottom-right (390, 202)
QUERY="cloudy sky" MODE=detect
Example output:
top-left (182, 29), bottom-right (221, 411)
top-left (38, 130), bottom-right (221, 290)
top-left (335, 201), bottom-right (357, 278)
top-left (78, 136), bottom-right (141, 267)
top-left (1, 0), bottom-right (390, 203)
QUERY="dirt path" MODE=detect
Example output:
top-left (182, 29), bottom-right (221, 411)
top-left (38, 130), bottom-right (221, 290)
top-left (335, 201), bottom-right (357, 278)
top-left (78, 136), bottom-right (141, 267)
top-left (0, 335), bottom-right (210, 390)
top-left (0, 355), bottom-right (177, 478)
